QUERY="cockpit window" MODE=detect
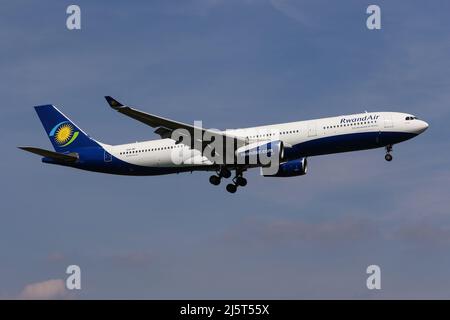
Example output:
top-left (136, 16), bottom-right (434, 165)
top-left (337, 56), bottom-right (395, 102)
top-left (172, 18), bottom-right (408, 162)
top-left (405, 116), bottom-right (419, 120)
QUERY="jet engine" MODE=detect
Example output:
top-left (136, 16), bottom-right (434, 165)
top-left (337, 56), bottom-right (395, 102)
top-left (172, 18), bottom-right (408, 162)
top-left (261, 157), bottom-right (308, 177)
top-left (236, 140), bottom-right (284, 166)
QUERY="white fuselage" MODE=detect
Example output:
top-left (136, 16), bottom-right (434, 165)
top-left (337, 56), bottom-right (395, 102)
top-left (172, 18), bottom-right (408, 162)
top-left (98, 111), bottom-right (428, 172)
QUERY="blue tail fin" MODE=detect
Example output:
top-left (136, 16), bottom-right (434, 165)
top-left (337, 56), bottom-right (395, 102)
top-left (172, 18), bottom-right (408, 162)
top-left (34, 105), bottom-right (99, 152)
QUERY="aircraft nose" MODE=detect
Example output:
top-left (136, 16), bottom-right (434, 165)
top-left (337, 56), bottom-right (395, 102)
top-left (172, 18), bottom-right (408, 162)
top-left (416, 120), bottom-right (429, 134)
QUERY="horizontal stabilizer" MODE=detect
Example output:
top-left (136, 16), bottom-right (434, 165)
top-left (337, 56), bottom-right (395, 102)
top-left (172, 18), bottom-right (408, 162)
top-left (18, 146), bottom-right (79, 162)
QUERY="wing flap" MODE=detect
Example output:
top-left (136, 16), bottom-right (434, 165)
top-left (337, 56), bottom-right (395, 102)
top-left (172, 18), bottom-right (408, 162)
top-left (154, 127), bottom-right (173, 139)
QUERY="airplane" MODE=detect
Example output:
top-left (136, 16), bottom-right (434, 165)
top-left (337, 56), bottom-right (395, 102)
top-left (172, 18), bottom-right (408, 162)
top-left (19, 96), bottom-right (429, 193)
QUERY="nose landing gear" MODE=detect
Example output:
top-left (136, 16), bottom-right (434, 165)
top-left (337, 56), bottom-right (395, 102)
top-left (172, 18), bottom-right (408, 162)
top-left (385, 145), bottom-right (393, 162)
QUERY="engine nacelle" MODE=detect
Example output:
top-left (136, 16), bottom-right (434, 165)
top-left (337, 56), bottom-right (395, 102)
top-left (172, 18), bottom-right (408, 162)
top-left (261, 157), bottom-right (308, 177)
top-left (236, 140), bottom-right (284, 166)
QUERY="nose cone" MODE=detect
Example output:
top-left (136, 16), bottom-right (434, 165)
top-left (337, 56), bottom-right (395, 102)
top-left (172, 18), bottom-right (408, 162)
top-left (416, 120), bottom-right (429, 134)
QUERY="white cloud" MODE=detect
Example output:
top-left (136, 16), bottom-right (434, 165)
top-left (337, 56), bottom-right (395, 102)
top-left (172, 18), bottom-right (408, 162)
top-left (19, 279), bottom-right (67, 300)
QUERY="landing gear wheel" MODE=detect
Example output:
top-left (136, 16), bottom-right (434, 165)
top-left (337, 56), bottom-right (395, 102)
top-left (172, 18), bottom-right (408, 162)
top-left (220, 168), bottom-right (232, 179)
top-left (226, 183), bottom-right (237, 193)
top-left (386, 144), bottom-right (393, 153)
top-left (235, 176), bottom-right (247, 187)
top-left (384, 145), bottom-right (393, 162)
top-left (209, 175), bottom-right (221, 185)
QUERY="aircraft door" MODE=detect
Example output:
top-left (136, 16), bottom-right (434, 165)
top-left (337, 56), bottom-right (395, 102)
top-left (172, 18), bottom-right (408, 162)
top-left (307, 123), bottom-right (317, 137)
top-left (384, 115), bottom-right (394, 129)
top-left (104, 150), bottom-right (112, 162)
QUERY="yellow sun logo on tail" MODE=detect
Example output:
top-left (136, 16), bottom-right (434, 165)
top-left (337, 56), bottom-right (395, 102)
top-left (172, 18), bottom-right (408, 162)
top-left (49, 121), bottom-right (79, 147)
top-left (55, 123), bottom-right (73, 144)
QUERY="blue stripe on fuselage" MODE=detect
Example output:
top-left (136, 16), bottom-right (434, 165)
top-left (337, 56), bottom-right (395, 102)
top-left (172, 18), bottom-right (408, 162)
top-left (42, 131), bottom-right (417, 176)
top-left (287, 131), bottom-right (417, 158)
top-left (43, 146), bottom-right (206, 176)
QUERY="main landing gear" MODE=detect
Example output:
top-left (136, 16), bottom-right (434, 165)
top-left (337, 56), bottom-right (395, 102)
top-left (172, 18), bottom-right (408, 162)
top-left (226, 173), bottom-right (247, 194)
top-left (209, 175), bottom-right (221, 185)
top-left (209, 167), bottom-right (232, 186)
top-left (209, 167), bottom-right (247, 193)
top-left (385, 145), bottom-right (393, 162)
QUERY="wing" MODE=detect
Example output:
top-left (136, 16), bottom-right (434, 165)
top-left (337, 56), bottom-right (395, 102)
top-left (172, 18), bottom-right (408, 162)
top-left (104, 96), bottom-right (247, 163)
top-left (19, 146), bottom-right (79, 162)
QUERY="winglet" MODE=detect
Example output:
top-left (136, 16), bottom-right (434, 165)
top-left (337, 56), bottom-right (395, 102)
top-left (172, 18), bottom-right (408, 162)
top-left (104, 96), bottom-right (124, 110)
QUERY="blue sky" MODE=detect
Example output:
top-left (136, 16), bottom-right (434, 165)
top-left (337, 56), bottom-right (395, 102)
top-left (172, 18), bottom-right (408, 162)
top-left (1, 0), bottom-right (450, 298)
